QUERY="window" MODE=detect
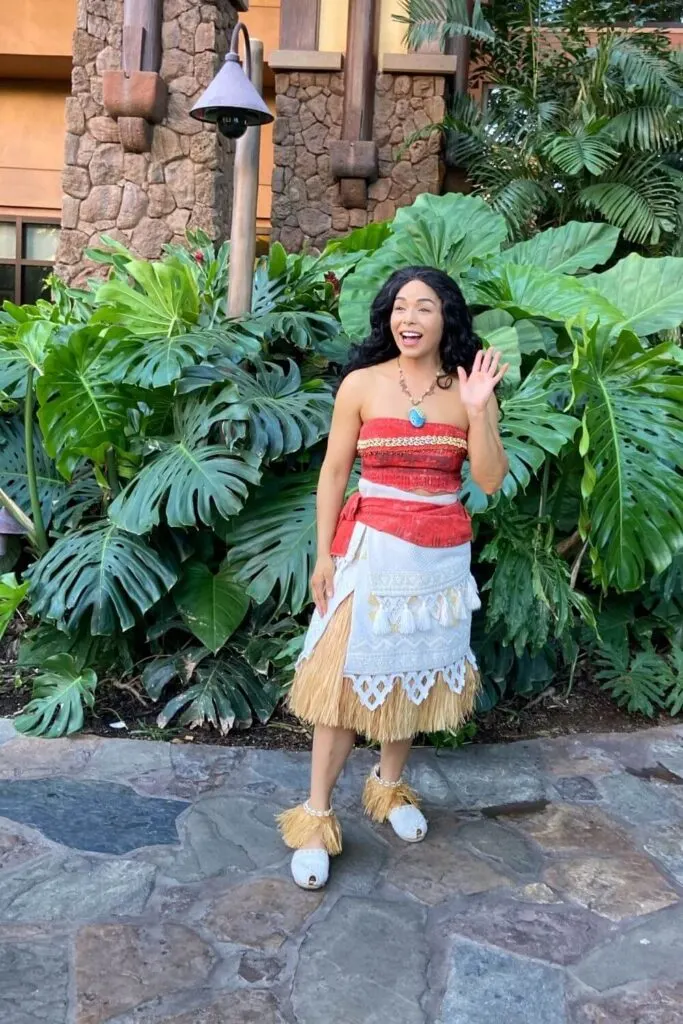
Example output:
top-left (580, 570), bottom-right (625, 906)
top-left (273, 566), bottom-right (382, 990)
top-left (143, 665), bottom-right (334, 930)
top-left (0, 218), bottom-right (60, 307)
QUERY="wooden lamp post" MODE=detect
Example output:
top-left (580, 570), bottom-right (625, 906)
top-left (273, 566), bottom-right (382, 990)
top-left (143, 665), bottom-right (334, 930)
top-left (190, 22), bottom-right (274, 316)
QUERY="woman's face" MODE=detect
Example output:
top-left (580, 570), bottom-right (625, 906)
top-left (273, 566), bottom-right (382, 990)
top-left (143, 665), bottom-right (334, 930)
top-left (390, 279), bottom-right (444, 361)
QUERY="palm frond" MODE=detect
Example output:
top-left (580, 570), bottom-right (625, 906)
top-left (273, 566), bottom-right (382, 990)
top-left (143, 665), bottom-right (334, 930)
top-left (607, 105), bottom-right (683, 152)
top-left (486, 178), bottom-right (549, 238)
top-left (543, 124), bottom-right (620, 176)
top-left (394, 0), bottom-right (495, 51)
top-left (580, 155), bottom-right (682, 244)
top-left (607, 39), bottom-right (683, 102)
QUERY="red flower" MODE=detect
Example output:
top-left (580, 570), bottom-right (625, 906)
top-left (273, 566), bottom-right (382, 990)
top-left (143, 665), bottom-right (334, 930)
top-left (324, 271), bottom-right (340, 294)
top-left (193, 250), bottom-right (205, 263)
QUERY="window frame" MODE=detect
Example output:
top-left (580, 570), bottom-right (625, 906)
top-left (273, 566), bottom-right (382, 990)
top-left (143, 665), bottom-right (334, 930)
top-left (0, 215), bottom-right (61, 305)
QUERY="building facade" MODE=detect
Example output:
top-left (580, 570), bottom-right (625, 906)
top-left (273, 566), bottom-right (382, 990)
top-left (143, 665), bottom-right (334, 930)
top-left (1, 1), bottom-right (682, 292)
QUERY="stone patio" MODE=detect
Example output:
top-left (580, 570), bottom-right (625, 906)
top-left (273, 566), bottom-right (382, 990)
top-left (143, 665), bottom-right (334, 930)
top-left (1, 718), bottom-right (683, 1023)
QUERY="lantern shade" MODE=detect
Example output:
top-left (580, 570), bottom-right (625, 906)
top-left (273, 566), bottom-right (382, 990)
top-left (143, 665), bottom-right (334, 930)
top-left (0, 508), bottom-right (25, 535)
top-left (190, 53), bottom-right (273, 128)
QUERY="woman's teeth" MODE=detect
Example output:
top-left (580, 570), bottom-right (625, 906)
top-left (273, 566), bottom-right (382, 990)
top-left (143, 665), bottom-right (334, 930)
top-left (401, 332), bottom-right (422, 344)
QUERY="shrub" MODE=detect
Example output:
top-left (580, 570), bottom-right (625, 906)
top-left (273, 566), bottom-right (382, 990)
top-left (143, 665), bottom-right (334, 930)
top-left (1, 200), bottom-right (682, 735)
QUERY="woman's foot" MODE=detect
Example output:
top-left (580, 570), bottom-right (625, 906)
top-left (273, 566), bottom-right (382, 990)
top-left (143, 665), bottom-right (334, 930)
top-left (291, 847), bottom-right (330, 889)
top-left (363, 763), bottom-right (428, 842)
top-left (388, 802), bottom-right (428, 842)
top-left (276, 800), bottom-right (342, 890)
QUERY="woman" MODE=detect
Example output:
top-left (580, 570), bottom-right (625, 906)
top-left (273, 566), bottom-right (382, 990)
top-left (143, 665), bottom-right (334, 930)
top-left (277, 266), bottom-right (509, 889)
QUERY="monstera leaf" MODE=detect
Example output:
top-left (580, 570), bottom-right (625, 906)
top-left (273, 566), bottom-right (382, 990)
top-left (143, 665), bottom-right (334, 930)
top-left (109, 395), bottom-right (262, 534)
top-left (157, 653), bottom-right (279, 734)
top-left (339, 193), bottom-right (508, 338)
top-left (179, 358), bottom-right (333, 460)
top-left (0, 416), bottom-right (64, 525)
top-left (36, 326), bottom-right (137, 476)
top-left (105, 330), bottom-right (216, 390)
top-left (226, 471), bottom-right (319, 614)
top-left (572, 325), bottom-right (683, 591)
top-left (14, 653), bottom-right (98, 738)
top-left (583, 253), bottom-right (683, 338)
top-left (26, 521), bottom-right (178, 633)
top-left (94, 257), bottom-right (200, 337)
top-left (494, 222), bottom-right (620, 275)
top-left (173, 561), bottom-right (250, 653)
top-left (499, 362), bottom-right (580, 499)
top-left (0, 320), bottom-right (57, 374)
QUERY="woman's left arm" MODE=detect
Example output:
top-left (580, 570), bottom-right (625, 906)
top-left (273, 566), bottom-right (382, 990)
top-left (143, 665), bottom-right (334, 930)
top-left (467, 396), bottom-right (508, 494)
top-left (458, 348), bottom-right (509, 495)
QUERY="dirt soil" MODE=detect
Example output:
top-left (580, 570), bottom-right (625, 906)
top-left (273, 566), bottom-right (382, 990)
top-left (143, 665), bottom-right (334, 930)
top-left (1, 618), bottom-right (677, 751)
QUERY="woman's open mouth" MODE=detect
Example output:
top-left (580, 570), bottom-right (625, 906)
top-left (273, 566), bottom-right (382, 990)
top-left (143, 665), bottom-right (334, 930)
top-left (400, 331), bottom-right (423, 347)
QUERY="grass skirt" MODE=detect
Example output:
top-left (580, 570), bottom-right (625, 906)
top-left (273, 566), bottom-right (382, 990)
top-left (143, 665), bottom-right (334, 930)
top-left (288, 594), bottom-right (480, 744)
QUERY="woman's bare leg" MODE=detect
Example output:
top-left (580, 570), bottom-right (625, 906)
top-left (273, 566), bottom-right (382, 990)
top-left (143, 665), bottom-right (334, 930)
top-left (379, 737), bottom-right (413, 782)
top-left (304, 724), bottom-right (356, 848)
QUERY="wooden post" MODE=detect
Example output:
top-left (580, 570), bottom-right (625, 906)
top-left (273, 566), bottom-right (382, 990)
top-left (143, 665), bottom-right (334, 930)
top-left (453, 0), bottom-right (474, 94)
top-left (279, 0), bottom-right (320, 50)
top-left (341, 0), bottom-right (379, 142)
top-left (227, 39), bottom-right (265, 317)
top-left (123, 0), bottom-right (163, 73)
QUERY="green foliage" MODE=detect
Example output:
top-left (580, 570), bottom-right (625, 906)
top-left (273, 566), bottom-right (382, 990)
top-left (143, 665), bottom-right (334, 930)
top-left (481, 517), bottom-right (595, 655)
top-left (36, 326), bottom-right (138, 476)
top-left (173, 561), bottom-right (250, 654)
top-left (571, 324), bottom-right (683, 589)
top-left (226, 471), bottom-right (320, 614)
top-left (109, 396), bottom-right (262, 533)
top-left (14, 654), bottom-right (97, 737)
top-left (339, 193), bottom-right (508, 338)
top-left (178, 358), bottom-right (333, 460)
top-left (144, 647), bottom-right (280, 735)
top-left (0, 572), bottom-right (29, 641)
top-left (3, 198), bottom-right (683, 738)
top-left (26, 522), bottom-right (178, 634)
top-left (399, 2), bottom-right (683, 249)
top-left (596, 643), bottom-right (682, 717)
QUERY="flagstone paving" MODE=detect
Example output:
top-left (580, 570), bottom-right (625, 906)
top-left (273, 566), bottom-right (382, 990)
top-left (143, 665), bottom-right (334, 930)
top-left (1, 720), bottom-right (683, 1024)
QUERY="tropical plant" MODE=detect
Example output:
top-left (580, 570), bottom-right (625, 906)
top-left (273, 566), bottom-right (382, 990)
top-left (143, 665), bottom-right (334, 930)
top-left (2, 193), bottom-right (683, 737)
top-left (335, 191), bottom-right (683, 711)
top-left (397, 0), bottom-right (683, 248)
top-left (0, 230), bottom-right (350, 736)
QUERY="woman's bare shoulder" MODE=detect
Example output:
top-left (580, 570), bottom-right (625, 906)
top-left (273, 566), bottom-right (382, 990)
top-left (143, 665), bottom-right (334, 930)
top-left (337, 365), bottom-right (380, 398)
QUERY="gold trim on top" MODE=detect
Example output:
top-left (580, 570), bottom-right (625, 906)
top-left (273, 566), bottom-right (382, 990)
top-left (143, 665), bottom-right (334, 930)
top-left (357, 435), bottom-right (468, 452)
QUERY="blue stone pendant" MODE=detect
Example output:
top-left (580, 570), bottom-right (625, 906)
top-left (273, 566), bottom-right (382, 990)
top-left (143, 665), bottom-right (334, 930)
top-left (409, 406), bottom-right (426, 428)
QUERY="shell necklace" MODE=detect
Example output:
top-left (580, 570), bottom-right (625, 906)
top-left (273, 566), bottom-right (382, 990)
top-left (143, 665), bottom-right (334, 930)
top-left (398, 359), bottom-right (441, 428)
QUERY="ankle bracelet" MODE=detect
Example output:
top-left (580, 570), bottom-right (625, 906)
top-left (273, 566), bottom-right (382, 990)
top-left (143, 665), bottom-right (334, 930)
top-left (373, 764), bottom-right (404, 788)
top-left (303, 800), bottom-right (335, 818)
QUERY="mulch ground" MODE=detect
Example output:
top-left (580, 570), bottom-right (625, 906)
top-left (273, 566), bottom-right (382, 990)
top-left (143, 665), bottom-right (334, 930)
top-left (1, 616), bottom-right (677, 751)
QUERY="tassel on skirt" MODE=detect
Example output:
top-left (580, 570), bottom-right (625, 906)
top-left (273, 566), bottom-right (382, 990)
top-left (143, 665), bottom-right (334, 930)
top-left (288, 595), bottom-right (480, 744)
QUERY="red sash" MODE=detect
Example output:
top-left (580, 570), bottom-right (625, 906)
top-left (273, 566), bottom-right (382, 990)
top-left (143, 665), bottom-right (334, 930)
top-left (330, 491), bottom-right (472, 557)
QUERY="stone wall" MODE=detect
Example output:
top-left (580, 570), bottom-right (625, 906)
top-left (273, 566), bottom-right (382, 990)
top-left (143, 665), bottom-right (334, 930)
top-left (56, 0), bottom-right (237, 283)
top-left (271, 71), bottom-right (445, 252)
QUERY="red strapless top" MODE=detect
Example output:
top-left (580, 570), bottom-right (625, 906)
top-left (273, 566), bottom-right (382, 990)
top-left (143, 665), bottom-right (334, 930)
top-left (358, 417), bottom-right (468, 492)
top-left (330, 418), bottom-right (472, 556)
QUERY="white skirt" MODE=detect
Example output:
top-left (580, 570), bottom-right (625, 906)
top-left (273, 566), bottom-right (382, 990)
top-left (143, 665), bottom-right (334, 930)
top-left (298, 478), bottom-right (481, 712)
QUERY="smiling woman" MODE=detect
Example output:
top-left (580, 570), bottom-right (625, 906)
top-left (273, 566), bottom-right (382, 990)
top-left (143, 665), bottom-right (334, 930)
top-left (276, 265), bottom-right (509, 890)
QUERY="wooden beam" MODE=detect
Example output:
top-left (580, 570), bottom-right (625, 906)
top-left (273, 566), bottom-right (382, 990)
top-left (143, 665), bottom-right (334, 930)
top-left (123, 0), bottom-right (162, 73)
top-left (279, 0), bottom-right (320, 51)
top-left (453, 0), bottom-right (474, 94)
top-left (342, 0), bottom-right (380, 142)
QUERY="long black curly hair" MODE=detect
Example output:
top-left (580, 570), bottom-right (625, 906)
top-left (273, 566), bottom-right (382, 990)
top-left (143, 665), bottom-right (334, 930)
top-left (340, 266), bottom-right (481, 388)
